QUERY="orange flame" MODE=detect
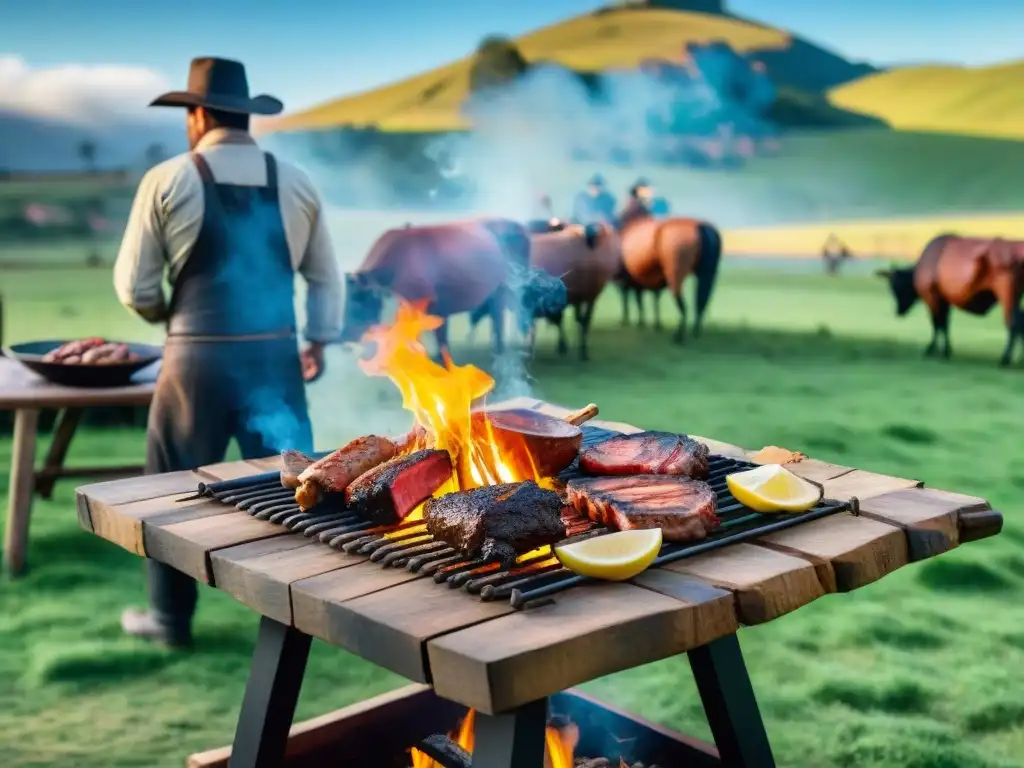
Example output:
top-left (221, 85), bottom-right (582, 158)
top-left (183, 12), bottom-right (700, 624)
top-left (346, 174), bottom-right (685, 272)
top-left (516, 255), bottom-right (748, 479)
top-left (359, 298), bottom-right (549, 494)
top-left (409, 710), bottom-right (582, 768)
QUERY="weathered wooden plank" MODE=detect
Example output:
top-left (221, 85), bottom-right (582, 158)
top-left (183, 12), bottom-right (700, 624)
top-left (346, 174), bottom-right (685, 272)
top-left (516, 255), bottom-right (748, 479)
top-left (781, 459), bottom-right (855, 485)
top-left (84, 491), bottom-right (225, 556)
top-left (426, 576), bottom-right (737, 715)
top-left (198, 459), bottom-right (270, 481)
top-left (209, 537), bottom-right (352, 624)
top-left (77, 470), bottom-right (200, 509)
top-left (143, 508), bottom-right (287, 584)
top-left (295, 576), bottom-right (515, 683)
top-left (757, 512), bottom-right (908, 592)
top-left (660, 542), bottom-right (829, 623)
top-left (291, 561), bottom-right (430, 640)
top-left (822, 469), bottom-right (922, 501)
top-left (858, 487), bottom-right (990, 561)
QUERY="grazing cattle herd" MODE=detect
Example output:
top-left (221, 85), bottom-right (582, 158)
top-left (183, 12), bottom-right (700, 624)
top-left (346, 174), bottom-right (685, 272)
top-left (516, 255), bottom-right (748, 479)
top-left (338, 177), bottom-right (1023, 369)
top-left (340, 178), bottom-right (722, 362)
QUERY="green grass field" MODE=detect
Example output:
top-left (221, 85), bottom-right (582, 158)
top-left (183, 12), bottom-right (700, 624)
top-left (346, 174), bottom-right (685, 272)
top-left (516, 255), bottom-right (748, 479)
top-left (1, 258), bottom-right (1023, 768)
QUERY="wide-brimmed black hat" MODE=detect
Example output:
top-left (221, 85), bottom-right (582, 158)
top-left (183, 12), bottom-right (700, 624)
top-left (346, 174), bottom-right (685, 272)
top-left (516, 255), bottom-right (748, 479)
top-left (149, 57), bottom-right (283, 115)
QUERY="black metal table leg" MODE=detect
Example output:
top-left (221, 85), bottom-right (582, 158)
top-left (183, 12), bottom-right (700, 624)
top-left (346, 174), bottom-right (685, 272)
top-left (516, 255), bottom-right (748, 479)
top-left (688, 633), bottom-right (776, 768)
top-left (471, 697), bottom-right (548, 768)
top-left (227, 616), bottom-right (312, 768)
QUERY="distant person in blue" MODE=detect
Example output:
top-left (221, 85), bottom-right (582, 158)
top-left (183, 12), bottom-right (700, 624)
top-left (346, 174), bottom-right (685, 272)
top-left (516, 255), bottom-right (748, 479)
top-left (631, 178), bottom-right (670, 217)
top-left (571, 173), bottom-right (617, 226)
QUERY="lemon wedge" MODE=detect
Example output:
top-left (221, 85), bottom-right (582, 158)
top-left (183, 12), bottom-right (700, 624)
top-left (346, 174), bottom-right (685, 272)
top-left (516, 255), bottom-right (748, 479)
top-left (554, 529), bottom-right (662, 581)
top-left (726, 463), bottom-right (823, 513)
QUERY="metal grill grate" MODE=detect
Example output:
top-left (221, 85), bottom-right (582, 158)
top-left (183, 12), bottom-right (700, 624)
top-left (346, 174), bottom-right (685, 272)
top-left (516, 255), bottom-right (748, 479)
top-left (186, 426), bottom-right (853, 609)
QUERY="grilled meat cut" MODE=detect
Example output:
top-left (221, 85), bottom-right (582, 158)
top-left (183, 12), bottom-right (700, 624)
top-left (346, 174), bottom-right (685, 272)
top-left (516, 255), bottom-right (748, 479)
top-left (295, 435), bottom-right (397, 511)
top-left (42, 338), bottom-right (140, 365)
top-left (566, 475), bottom-right (719, 542)
top-left (580, 431), bottom-right (710, 480)
top-left (346, 449), bottom-right (453, 525)
top-left (423, 481), bottom-right (567, 567)
top-left (280, 450), bottom-right (315, 489)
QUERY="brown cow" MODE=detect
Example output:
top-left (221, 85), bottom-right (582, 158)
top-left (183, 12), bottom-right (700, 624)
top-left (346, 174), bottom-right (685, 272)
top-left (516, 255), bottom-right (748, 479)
top-left (615, 205), bottom-right (723, 342)
top-left (340, 218), bottom-right (564, 356)
top-left (877, 234), bottom-right (1024, 366)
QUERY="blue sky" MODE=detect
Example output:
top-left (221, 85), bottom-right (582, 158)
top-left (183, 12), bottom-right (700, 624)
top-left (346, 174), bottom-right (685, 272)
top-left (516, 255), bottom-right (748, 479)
top-left (2, 0), bottom-right (1020, 113)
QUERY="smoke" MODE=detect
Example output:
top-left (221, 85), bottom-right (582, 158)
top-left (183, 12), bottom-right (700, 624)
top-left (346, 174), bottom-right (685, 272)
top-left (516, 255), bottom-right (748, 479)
top-left (261, 43), bottom-right (784, 444)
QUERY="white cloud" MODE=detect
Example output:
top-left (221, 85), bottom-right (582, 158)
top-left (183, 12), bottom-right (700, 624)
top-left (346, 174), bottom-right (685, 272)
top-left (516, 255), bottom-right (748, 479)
top-left (0, 54), bottom-right (173, 124)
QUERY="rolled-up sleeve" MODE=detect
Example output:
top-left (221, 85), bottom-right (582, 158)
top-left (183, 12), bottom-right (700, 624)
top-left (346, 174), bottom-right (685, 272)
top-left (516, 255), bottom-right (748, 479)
top-left (113, 167), bottom-right (169, 323)
top-left (298, 191), bottom-right (343, 343)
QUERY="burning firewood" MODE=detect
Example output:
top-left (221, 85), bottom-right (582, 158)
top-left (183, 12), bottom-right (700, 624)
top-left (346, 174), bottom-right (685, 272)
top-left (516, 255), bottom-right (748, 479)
top-left (423, 481), bottom-right (567, 568)
top-left (414, 734), bottom-right (471, 768)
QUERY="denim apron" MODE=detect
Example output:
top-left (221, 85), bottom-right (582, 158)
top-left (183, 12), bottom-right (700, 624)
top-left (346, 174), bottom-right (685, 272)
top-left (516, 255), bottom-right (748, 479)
top-left (145, 151), bottom-right (314, 628)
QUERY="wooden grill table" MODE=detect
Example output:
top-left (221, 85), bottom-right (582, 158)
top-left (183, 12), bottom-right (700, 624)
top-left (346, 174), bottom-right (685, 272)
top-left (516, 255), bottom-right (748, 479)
top-left (75, 397), bottom-right (1003, 768)
top-left (1, 356), bottom-right (155, 576)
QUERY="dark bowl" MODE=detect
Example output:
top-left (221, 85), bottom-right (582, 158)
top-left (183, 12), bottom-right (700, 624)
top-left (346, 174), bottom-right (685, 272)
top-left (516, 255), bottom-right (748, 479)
top-left (5, 340), bottom-right (163, 388)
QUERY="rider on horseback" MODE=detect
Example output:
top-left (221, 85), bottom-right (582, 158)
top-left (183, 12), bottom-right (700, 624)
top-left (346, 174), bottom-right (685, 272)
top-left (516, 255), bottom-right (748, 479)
top-left (571, 173), bottom-right (617, 227)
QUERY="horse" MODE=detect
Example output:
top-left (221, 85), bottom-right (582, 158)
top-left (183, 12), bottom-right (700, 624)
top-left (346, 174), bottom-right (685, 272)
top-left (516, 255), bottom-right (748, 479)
top-left (340, 218), bottom-right (562, 356)
top-left (876, 234), bottom-right (1024, 366)
top-left (468, 222), bottom-right (616, 360)
top-left (616, 208), bottom-right (723, 342)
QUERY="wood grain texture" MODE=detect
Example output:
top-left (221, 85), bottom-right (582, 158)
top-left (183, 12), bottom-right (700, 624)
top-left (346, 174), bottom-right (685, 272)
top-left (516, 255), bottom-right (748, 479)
top-left (426, 578), bottom-right (736, 714)
top-left (858, 487), bottom-right (990, 560)
top-left (296, 575), bottom-right (515, 683)
top-left (784, 459), bottom-right (855, 485)
top-left (757, 512), bottom-right (908, 592)
top-left (821, 469), bottom-right (922, 501)
top-left (291, 561), bottom-right (429, 640)
top-left (77, 471), bottom-right (200, 508)
top-left (661, 542), bottom-right (828, 623)
top-left (143, 509), bottom-right (287, 584)
top-left (86, 492), bottom-right (224, 556)
top-left (198, 460), bottom-right (271, 481)
top-left (209, 537), bottom-right (352, 624)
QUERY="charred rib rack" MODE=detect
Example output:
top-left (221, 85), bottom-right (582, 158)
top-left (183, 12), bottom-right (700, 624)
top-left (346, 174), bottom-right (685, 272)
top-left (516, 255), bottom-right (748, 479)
top-left (186, 426), bottom-right (853, 609)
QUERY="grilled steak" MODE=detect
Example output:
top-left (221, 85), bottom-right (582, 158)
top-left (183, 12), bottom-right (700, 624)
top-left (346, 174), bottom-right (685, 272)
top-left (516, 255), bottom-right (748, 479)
top-left (295, 435), bottom-right (397, 511)
top-left (423, 481), bottom-right (567, 567)
top-left (280, 450), bottom-right (315, 489)
top-left (580, 431), bottom-right (710, 479)
top-left (346, 449), bottom-right (453, 525)
top-left (566, 475), bottom-right (719, 542)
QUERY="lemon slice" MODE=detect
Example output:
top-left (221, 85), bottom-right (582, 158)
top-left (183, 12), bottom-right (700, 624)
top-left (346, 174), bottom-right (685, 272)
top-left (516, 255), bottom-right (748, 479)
top-left (726, 463), bottom-right (822, 513)
top-left (555, 529), bottom-right (663, 581)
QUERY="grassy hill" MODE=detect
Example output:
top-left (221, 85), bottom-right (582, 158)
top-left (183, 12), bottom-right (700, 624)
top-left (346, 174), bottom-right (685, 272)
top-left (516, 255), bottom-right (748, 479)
top-left (259, 6), bottom-right (874, 134)
top-left (828, 60), bottom-right (1024, 141)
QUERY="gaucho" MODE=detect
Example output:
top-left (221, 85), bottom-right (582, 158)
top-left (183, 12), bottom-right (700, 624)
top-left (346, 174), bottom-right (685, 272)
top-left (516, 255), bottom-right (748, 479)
top-left (112, 57), bottom-right (343, 648)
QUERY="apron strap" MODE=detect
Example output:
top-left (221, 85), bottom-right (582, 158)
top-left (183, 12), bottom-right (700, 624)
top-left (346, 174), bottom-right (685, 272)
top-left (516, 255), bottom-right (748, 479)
top-left (191, 152), bottom-right (216, 185)
top-left (262, 153), bottom-right (278, 202)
